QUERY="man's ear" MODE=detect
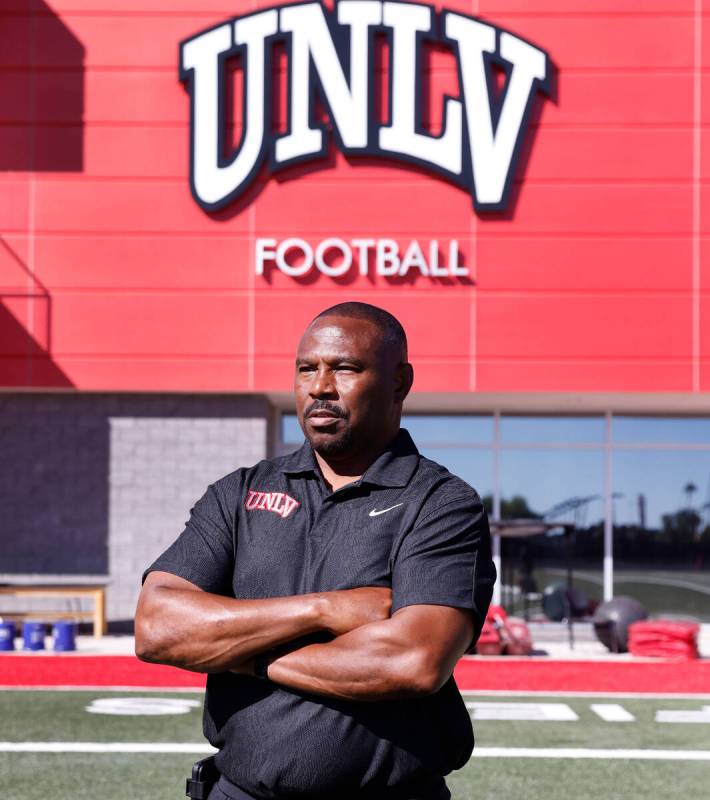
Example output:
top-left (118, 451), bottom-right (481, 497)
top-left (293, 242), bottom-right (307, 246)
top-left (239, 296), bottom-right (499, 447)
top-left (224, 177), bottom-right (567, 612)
top-left (394, 363), bottom-right (414, 404)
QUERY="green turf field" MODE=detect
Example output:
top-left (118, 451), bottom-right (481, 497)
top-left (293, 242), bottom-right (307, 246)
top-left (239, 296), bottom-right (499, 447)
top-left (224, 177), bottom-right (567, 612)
top-left (1, 690), bottom-right (709, 799)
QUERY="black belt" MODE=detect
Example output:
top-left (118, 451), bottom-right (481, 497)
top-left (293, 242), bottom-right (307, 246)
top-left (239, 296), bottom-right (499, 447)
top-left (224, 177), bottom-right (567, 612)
top-left (214, 774), bottom-right (451, 800)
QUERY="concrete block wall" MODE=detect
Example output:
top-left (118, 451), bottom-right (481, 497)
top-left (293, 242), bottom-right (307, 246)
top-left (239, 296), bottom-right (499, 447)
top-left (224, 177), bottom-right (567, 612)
top-left (0, 393), bottom-right (271, 623)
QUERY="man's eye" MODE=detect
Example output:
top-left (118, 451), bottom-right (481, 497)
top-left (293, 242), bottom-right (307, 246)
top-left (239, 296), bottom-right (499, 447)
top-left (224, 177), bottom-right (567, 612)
top-left (298, 365), bottom-right (316, 373)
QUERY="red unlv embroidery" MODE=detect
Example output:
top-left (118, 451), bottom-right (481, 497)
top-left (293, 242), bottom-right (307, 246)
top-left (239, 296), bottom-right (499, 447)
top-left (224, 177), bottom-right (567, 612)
top-left (245, 490), bottom-right (300, 519)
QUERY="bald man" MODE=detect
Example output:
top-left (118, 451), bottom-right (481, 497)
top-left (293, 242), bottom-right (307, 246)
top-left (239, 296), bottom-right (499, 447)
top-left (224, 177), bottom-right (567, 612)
top-left (135, 302), bottom-right (496, 800)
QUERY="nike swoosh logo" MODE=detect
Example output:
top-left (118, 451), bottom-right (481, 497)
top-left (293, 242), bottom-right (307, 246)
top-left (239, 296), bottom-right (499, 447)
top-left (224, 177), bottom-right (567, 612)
top-left (369, 503), bottom-right (404, 517)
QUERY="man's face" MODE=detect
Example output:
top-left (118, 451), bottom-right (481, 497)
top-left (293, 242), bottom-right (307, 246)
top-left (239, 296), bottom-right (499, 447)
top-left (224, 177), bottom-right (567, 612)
top-left (295, 315), bottom-right (402, 459)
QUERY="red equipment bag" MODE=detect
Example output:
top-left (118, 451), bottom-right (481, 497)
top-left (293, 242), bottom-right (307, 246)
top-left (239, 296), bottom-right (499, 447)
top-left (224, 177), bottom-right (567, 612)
top-left (500, 616), bottom-right (534, 656)
top-left (628, 620), bottom-right (700, 660)
top-left (476, 618), bottom-right (504, 655)
top-left (475, 605), bottom-right (534, 656)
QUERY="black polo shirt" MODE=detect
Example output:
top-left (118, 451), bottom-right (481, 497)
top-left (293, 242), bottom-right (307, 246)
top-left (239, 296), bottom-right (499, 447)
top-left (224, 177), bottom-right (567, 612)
top-left (145, 428), bottom-right (495, 799)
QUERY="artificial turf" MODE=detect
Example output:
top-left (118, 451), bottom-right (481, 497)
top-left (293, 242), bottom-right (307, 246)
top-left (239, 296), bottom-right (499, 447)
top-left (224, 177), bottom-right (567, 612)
top-left (1, 690), bottom-right (709, 799)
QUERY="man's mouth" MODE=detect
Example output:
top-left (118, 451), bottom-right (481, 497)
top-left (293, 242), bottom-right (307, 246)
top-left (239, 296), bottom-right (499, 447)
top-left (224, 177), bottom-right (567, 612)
top-left (307, 411), bottom-right (341, 427)
top-left (306, 407), bottom-right (344, 428)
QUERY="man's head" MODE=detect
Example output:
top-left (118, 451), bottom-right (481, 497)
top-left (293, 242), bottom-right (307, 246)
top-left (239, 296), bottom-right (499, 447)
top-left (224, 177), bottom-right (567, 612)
top-left (295, 302), bottom-right (414, 462)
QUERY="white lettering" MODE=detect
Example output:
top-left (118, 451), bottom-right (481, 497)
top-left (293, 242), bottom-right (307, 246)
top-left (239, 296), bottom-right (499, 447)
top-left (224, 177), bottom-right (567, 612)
top-left (275, 1), bottom-right (381, 164)
top-left (376, 239), bottom-right (401, 276)
top-left (182, 12), bottom-right (278, 209)
top-left (446, 13), bottom-right (547, 208)
top-left (254, 237), bottom-right (469, 279)
top-left (315, 238), bottom-right (352, 277)
top-left (255, 238), bottom-right (277, 275)
top-left (183, 2), bottom-right (549, 212)
top-left (399, 240), bottom-right (429, 277)
top-left (352, 238), bottom-right (375, 276)
top-left (379, 2), bottom-right (462, 176)
top-left (275, 238), bottom-right (313, 277)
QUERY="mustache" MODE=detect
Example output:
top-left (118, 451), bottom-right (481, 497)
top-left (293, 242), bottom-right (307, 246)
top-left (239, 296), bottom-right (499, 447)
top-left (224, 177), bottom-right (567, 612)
top-left (305, 400), bottom-right (347, 419)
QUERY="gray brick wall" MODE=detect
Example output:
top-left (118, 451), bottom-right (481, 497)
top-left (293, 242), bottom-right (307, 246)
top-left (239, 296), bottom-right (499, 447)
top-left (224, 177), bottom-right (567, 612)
top-left (0, 393), bottom-right (271, 624)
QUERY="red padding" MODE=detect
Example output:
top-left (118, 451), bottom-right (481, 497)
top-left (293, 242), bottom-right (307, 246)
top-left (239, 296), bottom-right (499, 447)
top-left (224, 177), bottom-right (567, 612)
top-left (628, 621), bottom-right (700, 660)
top-left (2, 653), bottom-right (710, 694)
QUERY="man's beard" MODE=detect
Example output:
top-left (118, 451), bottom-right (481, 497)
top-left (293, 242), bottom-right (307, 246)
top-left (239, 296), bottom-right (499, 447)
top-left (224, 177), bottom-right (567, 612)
top-left (305, 422), bottom-right (354, 458)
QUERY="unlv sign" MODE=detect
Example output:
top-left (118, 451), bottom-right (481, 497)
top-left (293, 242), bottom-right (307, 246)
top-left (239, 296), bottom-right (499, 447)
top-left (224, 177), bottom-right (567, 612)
top-left (181, 1), bottom-right (550, 212)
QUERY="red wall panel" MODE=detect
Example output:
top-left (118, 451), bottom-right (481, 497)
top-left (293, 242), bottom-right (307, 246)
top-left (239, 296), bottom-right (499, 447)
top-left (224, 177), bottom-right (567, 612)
top-left (0, 0), bottom-right (705, 395)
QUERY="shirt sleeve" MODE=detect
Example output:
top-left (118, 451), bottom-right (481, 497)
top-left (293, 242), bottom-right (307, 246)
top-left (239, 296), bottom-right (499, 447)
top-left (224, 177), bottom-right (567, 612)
top-left (142, 482), bottom-right (235, 595)
top-left (391, 491), bottom-right (496, 639)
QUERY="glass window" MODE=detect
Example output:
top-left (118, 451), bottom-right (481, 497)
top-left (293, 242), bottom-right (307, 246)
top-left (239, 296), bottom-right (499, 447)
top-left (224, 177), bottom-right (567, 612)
top-left (402, 415), bottom-right (493, 445)
top-left (612, 448), bottom-right (710, 621)
top-left (281, 413), bottom-right (303, 445)
top-left (417, 446), bottom-right (493, 500)
top-left (499, 448), bottom-right (605, 618)
top-left (613, 416), bottom-right (710, 445)
top-left (501, 416), bottom-right (605, 445)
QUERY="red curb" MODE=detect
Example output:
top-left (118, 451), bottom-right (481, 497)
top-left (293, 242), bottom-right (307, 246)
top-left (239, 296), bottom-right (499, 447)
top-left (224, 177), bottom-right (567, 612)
top-left (1, 654), bottom-right (709, 693)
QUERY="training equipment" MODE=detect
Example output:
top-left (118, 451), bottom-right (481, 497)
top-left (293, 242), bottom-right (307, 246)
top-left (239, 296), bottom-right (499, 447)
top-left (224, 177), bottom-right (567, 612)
top-left (22, 621), bottom-right (46, 651)
top-left (0, 621), bottom-right (15, 651)
top-left (592, 596), bottom-right (648, 653)
top-left (542, 584), bottom-right (589, 622)
top-left (475, 605), bottom-right (534, 656)
top-left (628, 620), bottom-right (700, 660)
top-left (53, 620), bottom-right (77, 652)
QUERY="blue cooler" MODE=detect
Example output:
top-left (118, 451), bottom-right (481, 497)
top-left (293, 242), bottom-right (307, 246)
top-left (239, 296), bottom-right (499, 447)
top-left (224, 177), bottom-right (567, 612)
top-left (22, 621), bottom-right (46, 651)
top-left (0, 622), bottom-right (15, 651)
top-left (52, 620), bottom-right (77, 652)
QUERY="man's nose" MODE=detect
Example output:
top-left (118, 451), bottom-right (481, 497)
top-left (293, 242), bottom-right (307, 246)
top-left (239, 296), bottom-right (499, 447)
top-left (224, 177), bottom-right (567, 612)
top-left (310, 367), bottom-right (336, 397)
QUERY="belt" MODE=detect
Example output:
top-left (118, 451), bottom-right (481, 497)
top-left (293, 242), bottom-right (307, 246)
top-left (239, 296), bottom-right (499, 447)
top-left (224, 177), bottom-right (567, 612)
top-left (215, 775), bottom-right (451, 800)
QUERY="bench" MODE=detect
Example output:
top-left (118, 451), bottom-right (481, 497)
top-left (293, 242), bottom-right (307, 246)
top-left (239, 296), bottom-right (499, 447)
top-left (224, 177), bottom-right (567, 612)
top-left (0, 585), bottom-right (107, 638)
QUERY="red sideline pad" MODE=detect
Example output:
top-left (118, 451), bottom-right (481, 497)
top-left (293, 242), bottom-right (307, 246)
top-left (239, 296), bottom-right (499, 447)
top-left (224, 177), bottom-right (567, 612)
top-left (1, 654), bottom-right (710, 693)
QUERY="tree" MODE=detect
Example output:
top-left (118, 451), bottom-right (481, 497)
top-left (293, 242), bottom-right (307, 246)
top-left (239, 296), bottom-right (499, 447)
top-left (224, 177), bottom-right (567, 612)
top-left (684, 482), bottom-right (698, 509)
top-left (481, 494), bottom-right (540, 520)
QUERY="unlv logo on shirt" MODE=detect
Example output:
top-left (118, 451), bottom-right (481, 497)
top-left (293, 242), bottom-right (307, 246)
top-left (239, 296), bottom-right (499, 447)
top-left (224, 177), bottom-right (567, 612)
top-left (245, 490), bottom-right (300, 518)
top-left (180, 1), bottom-right (551, 212)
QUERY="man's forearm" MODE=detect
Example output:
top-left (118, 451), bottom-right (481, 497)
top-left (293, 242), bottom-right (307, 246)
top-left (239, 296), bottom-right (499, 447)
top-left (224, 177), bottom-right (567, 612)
top-left (264, 622), bottom-right (444, 701)
top-left (262, 605), bottom-right (474, 701)
top-left (135, 583), bottom-right (327, 673)
top-left (135, 574), bottom-right (392, 674)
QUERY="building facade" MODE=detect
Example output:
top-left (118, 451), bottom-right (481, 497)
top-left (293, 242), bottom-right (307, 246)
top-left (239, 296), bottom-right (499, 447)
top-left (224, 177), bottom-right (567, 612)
top-left (1, 0), bottom-right (709, 623)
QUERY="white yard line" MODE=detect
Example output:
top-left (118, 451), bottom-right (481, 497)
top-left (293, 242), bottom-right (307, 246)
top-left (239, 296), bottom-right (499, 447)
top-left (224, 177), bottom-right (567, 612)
top-left (0, 742), bottom-right (216, 754)
top-left (2, 743), bottom-right (709, 761)
top-left (461, 690), bottom-right (710, 700)
top-left (474, 748), bottom-right (710, 761)
top-left (0, 686), bottom-right (205, 693)
top-left (589, 704), bottom-right (635, 722)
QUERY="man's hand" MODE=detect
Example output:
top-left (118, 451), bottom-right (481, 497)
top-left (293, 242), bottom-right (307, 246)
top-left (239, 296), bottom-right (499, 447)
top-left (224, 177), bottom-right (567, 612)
top-left (321, 587), bottom-right (391, 636)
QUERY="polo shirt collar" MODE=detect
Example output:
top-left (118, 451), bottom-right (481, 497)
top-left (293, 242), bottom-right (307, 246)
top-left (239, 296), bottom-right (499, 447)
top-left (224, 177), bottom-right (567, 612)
top-left (280, 428), bottom-right (420, 488)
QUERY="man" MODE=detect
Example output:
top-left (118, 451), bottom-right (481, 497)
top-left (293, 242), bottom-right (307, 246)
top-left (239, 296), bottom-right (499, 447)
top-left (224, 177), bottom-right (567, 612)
top-left (135, 302), bottom-right (496, 800)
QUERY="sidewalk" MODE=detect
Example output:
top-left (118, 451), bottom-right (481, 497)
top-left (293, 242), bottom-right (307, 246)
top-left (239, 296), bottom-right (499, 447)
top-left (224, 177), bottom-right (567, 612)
top-left (5, 623), bottom-right (709, 660)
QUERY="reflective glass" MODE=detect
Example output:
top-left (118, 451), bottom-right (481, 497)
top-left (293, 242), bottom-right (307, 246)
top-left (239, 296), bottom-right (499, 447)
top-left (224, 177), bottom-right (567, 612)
top-left (613, 416), bottom-right (710, 445)
top-left (418, 446), bottom-right (493, 500)
top-left (498, 448), bottom-right (605, 618)
top-left (501, 416), bottom-right (605, 445)
top-left (281, 413), bottom-right (303, 444)
top-left (402, 415), bottom-right (493, 445)
top-left (612, 448), bottom-right (710, 621)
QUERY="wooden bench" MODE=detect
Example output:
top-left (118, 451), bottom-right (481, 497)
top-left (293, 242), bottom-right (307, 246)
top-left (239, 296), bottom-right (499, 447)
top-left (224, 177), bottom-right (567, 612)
top-left (0, 585), bottom-right (107, 638)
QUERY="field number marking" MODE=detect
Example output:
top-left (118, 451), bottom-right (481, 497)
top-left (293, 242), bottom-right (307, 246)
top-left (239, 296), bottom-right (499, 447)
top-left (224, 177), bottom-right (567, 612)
top-left (466, 702), bottom-right (578, 721)
top-left (590, 704), bottom-right (635, 722)
top-left (655, 707), bottom-right (710, 724)
top-left (85, 698), bottom-right (201, 716)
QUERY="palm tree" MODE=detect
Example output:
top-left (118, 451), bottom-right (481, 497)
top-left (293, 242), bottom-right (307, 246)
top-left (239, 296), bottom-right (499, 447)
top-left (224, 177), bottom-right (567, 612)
top-left (684, 482), bottom-right (698, 509)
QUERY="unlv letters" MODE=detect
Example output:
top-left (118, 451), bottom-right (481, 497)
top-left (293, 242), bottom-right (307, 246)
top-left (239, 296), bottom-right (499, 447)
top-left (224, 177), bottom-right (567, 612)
top-left (181, 1), bottom-right (550, 212)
